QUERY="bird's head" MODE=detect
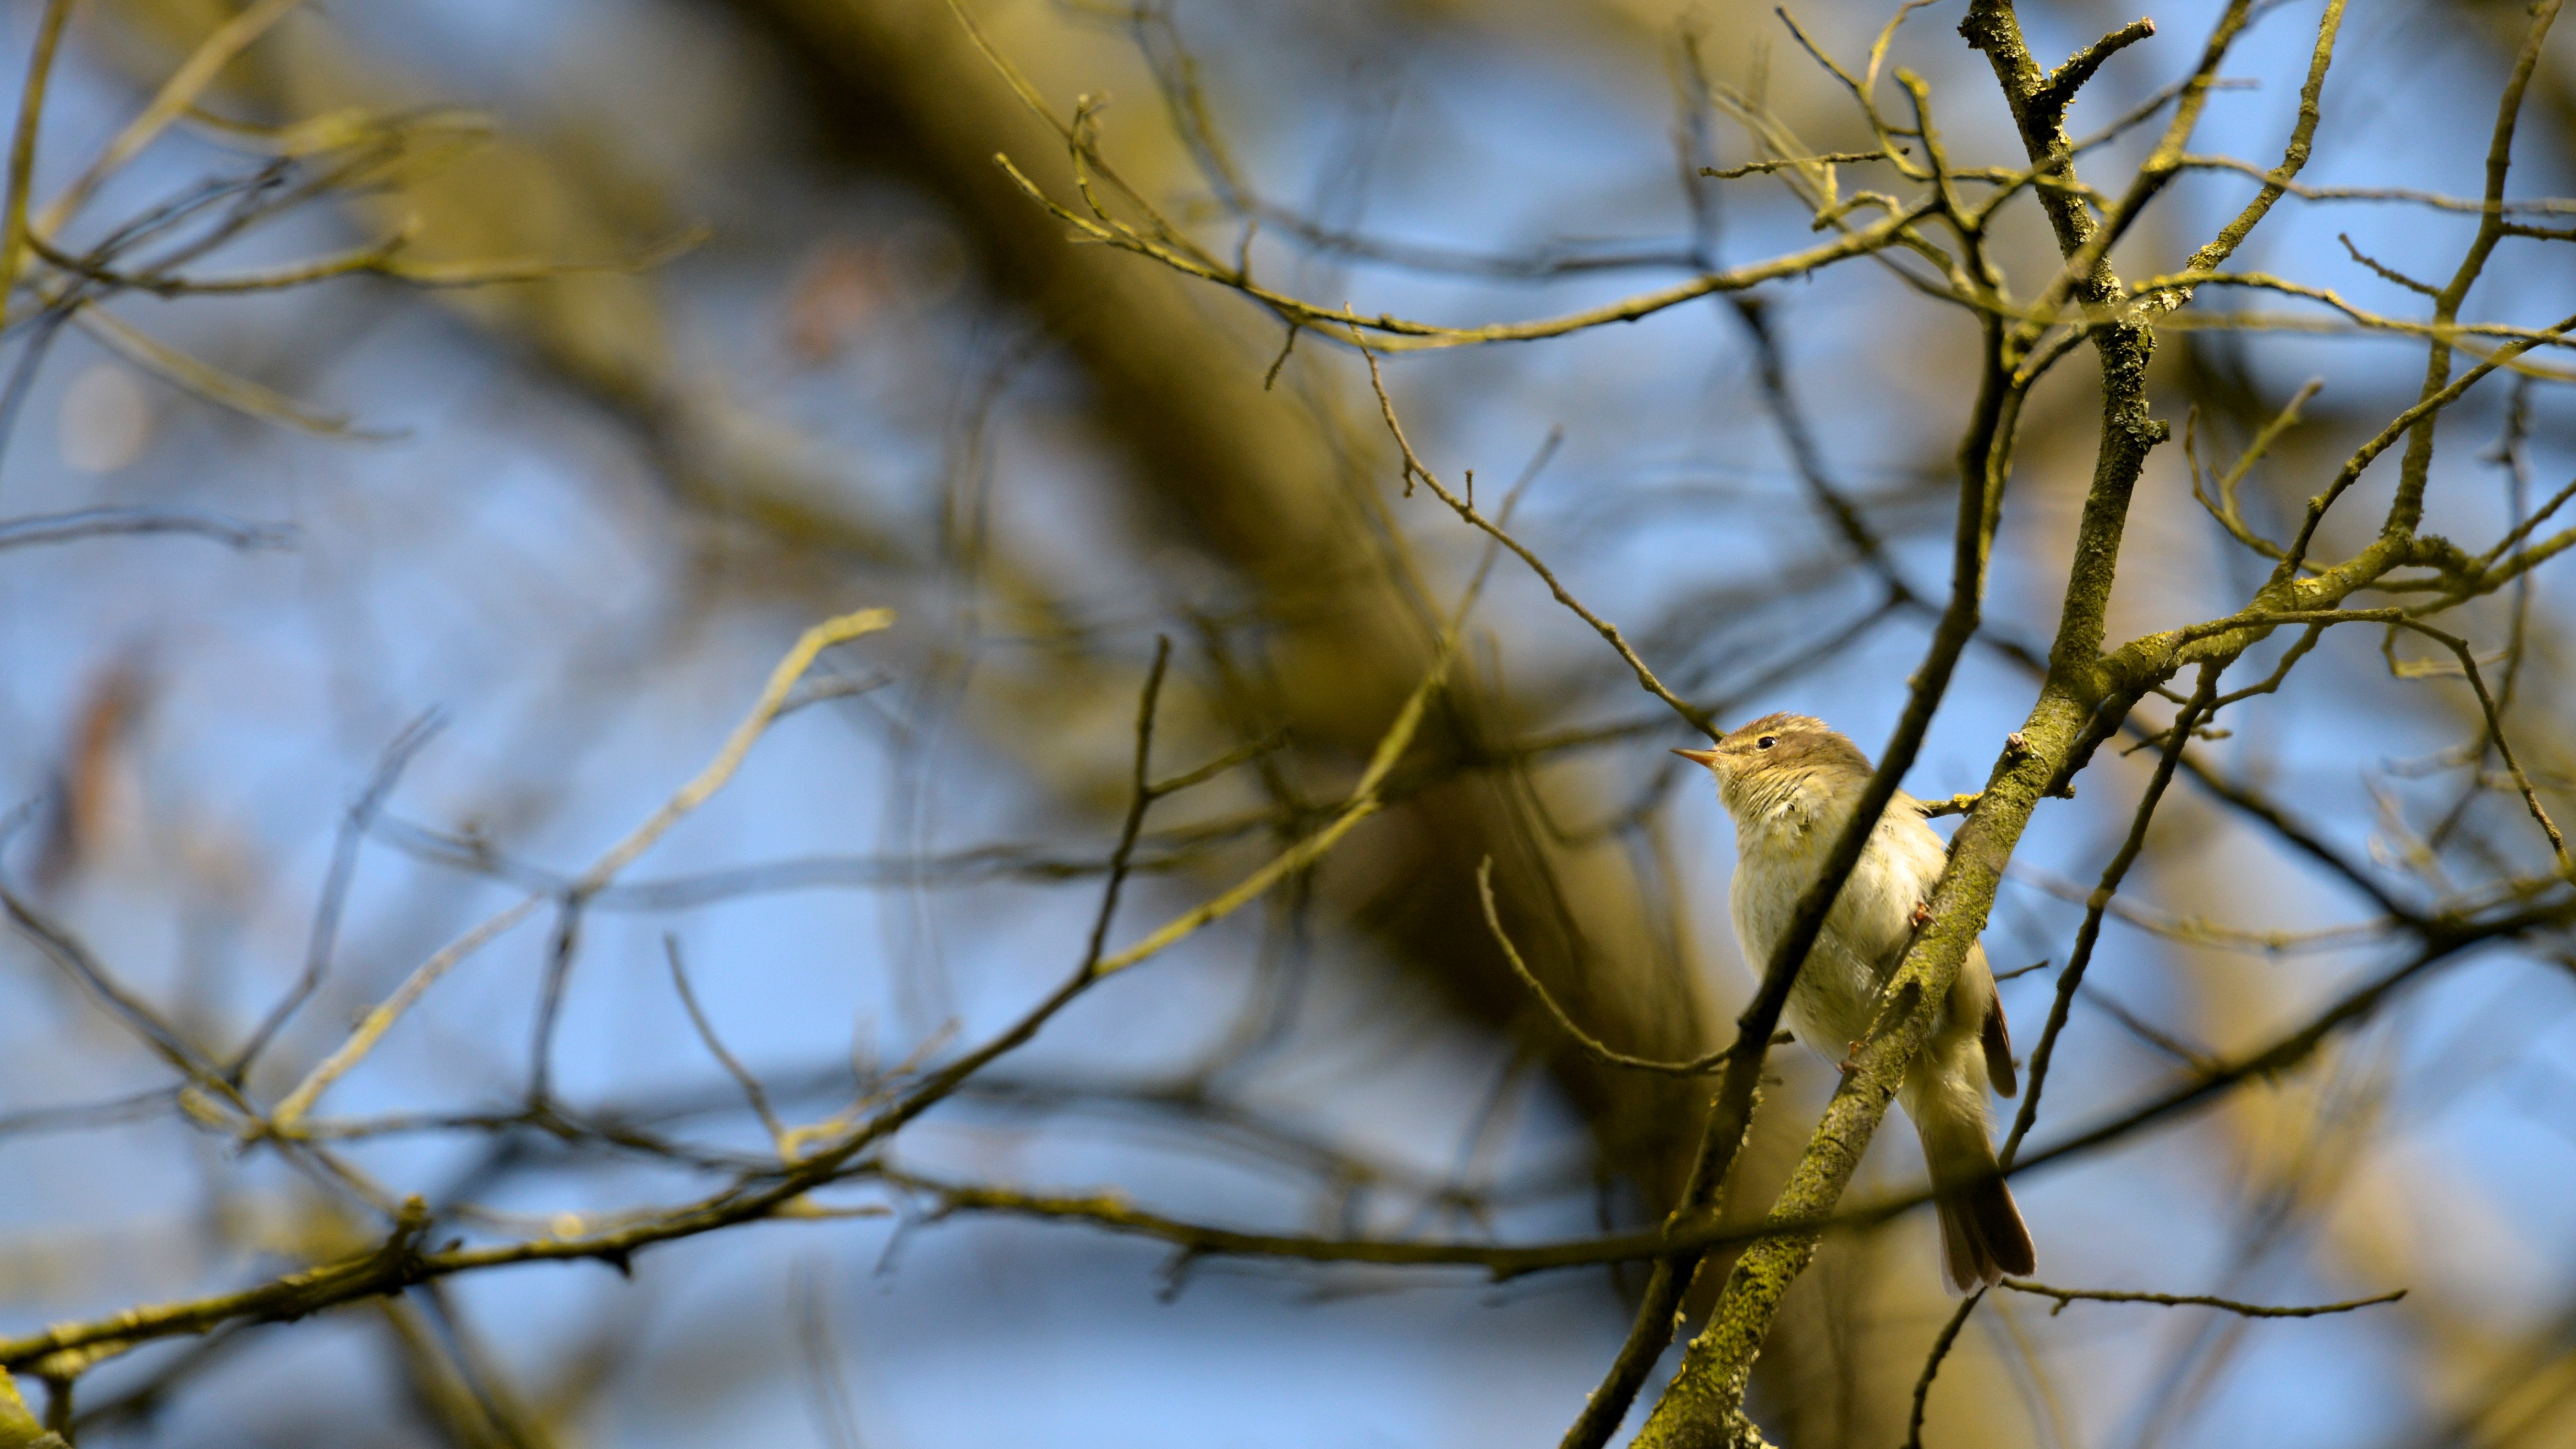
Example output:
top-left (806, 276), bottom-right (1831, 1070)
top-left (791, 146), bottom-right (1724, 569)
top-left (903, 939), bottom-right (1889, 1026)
top-left (1673, 712), bottom-right (1872, 819)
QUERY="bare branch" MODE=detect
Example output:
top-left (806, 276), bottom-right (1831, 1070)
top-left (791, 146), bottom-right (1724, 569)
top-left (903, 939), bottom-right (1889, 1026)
top-left (2000, 1279), bottom-right (2407, 1319)
top-left (1901, 1291), bottom-right (1985, 1449)
top-left (0, 506), bottom-right (295, 552)
top-left (1478, 858), bottom-right (1727, 1076)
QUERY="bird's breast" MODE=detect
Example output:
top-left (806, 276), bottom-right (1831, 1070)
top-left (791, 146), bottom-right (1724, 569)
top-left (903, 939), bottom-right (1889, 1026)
top-left (1728, 798), bottom-right (1952, 1055)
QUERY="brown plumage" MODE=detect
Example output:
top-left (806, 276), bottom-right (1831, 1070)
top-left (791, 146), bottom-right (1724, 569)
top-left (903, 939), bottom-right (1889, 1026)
top-left (1677, 713), bottom-right (2035, 1291)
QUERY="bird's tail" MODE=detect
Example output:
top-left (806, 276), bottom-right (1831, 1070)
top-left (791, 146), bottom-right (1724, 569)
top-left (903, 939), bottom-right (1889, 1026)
top-left (1910, 1073), bottom-right (2036, 1293)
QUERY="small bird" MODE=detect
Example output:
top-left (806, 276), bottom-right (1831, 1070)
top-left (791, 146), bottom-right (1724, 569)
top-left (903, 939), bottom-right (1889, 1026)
top-left (1676, 712), bottom-right (2035, 1291)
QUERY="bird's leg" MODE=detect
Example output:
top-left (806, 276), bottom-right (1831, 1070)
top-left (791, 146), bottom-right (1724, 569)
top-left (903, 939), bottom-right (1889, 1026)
top-left (1909, 899), bottom-right (1934, 930)
top-left (1838, 1042), bottom-right (1862, 1075)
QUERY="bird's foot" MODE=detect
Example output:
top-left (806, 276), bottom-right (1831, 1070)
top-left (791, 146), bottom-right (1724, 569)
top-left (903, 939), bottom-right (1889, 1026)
top-left (1910, 899), bottom-right (1934, 930)
top-left (1838, 1042), bottom-right (1863, 1075)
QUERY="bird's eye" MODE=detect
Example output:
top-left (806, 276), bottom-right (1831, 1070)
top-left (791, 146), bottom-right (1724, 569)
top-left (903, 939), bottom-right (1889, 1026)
top-left (1757, 736), bottom-right (1776, 750)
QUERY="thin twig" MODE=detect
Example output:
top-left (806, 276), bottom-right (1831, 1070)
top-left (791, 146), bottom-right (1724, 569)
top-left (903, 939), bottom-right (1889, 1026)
top-left (664, 932), bottom-right (788, 1152)
top-left (0, 507), bottom-right (296, 552)
top-left (2005, 667), bottom-right (2221, 1165)
top-left (1347, 325), bottom-right (1714, 738)
top-left (1903, 1289), bottom-right (1985, 1449)
top-left (1477, 858), bottom-right (1725, 1075)
top-left (0, 0), bottom-right (78, 334)
top-left (1081, 636), bottom-right (1172, 975)
top-left (232, 709), bottom-right (446, 1078)
top-left (1999, 1280), bottom-right (2406, 1318)
top-left (271, 609), bottom-right (896, 1128)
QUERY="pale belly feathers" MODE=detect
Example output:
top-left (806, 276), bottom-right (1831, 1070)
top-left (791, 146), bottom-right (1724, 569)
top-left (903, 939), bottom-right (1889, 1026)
top-left (1729, 785), bottom-right (1954, 1058)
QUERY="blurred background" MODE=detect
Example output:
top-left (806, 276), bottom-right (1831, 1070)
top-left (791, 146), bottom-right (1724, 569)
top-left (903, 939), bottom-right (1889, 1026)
top-left (2, 0), bottom-right (2574, 1445)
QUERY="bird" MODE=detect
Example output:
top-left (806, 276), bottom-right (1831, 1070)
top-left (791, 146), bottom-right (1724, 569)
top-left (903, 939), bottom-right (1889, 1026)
top-left (1675, 712), bottom-right (2035, 1292)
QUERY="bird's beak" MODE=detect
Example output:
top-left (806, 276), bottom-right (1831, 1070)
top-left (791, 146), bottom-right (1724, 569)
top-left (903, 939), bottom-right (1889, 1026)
top-left (1671, 747), bottom-right (1719, 767)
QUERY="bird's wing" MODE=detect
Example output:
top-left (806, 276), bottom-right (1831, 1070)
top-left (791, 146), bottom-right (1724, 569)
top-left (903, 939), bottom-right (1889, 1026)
top-left (1974, 943), bottom-right (2018, 1097)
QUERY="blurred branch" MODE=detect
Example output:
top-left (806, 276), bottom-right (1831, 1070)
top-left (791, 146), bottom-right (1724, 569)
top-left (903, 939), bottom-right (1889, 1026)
top-left (270, 607), bottom-right (897, 1129)
top-left (2006, 865), bottom-right (2396, 955)
top-left (2172, 153), bottom-right (2576, 215)
top-left (0, 1366), bottom-right (69, 1449)
top-left (29, 218), bottom-right (709, 296)
top-left (665, 932), bottom-right (790, 1155)
top-left (1901, 1290), bottom-right (1983, 1449)
top-left (990, 141), bottom-right (1935, 351)
top-left (1477, 858), bottom-right (1733, 1077)
top-left (0, 1086), bottom-right (177, 1139)
top-left (1999, 1279), bottom-right (2405, 1319)
top-left (792, 1270), bottom-right (864, 1449)
top-left (2, 894), bottom-right (2547, 1377)
top-left (0, 599), bottom-right (1467, 1375)
top-left (1350, 332), bottom-right (1713, 738)
top-left (232, 708), bottom-right (446, 1079)
top-left (92, 0), bottom-right (918, 561)
top-left (74, 303), bottom-right (376, 437)
top-left (731, 0), bottom-right (1744, 1291)
top-left (2, 810), bottom-right (235, 1094)
top-left (31, 0), bottom-right (304, 237)
top-left (2186, 378), bottom-right (2320, 560)
top-left (0, 0), bottom-right (78, 334)
top-left (2004, 667), bottom-right (2219, 1166)
top-left (0, 506), bottom-right (293, 551)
